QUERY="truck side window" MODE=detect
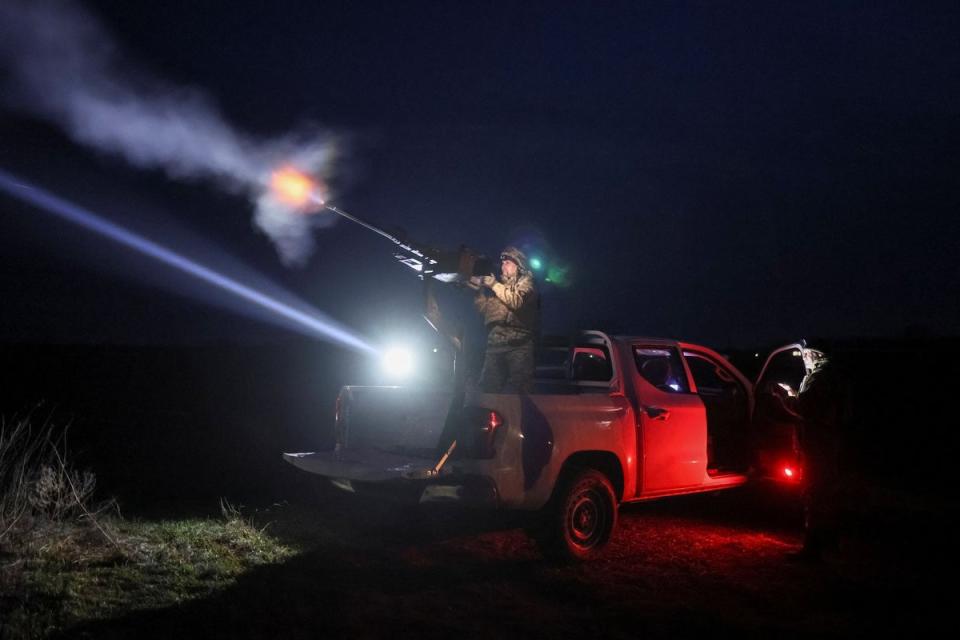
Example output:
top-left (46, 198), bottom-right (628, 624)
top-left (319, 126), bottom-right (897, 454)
top-left (684, 354), bottom-right (744, 397)
top-left (571, 347), bottom-right (612, 382)
top-left (535, 347), bottom-right (569, 380)
top-left (633, 347), bottom-right (689, 393)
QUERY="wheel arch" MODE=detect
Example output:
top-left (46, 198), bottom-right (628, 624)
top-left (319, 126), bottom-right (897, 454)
top-left (558, 450), bottom-right (625, 503)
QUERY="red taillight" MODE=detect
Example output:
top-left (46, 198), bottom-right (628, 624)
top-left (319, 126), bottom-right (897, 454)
top-left (461, 407), bottom-right (504, 458)
top-left (782, 465), bottom-right (802, 481)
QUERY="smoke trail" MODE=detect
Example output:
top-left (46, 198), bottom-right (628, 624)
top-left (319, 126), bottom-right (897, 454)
top-left (0, 0), bottom-right (334, 266)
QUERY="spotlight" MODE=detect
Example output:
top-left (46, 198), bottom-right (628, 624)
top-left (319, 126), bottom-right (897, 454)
top-left (382, 346), bottom-right (414, 377)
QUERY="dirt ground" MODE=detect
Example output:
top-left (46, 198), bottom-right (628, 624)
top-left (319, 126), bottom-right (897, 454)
top-left (56, 482), bottom-right (955, 639)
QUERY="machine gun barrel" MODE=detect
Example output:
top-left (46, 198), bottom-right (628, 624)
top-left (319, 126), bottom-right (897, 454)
top-left (319, 202), bottom-right (491, 283)
top-left (323, 205), bottom-right (416, 249)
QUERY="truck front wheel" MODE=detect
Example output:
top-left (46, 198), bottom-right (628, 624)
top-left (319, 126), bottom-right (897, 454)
top-left (534, 468), bottom-right (618, 561)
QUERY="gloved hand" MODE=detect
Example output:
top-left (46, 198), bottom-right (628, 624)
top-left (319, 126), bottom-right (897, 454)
top-left (480, 275), bottom-right (496, 288)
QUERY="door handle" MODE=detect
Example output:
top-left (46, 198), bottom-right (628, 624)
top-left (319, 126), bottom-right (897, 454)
top-left (646, 406), bottom-right (671, 421)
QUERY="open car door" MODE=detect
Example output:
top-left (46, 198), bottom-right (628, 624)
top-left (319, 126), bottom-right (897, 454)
top-left (752, 343), bottom-right (808, 483)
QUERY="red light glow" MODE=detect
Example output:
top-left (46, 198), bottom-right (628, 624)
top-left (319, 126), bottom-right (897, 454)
top-left (782, 466), bottom-right (802, 481)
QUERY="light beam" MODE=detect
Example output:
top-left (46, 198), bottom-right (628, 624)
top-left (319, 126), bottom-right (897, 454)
top-left (0, 168), bottom-right (374, 353)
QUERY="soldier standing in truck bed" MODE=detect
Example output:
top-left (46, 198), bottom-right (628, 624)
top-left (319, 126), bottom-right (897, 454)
top-left (471, 246), bottom-right (540, 393)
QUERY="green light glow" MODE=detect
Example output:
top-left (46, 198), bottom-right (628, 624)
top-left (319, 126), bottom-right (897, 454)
top-left (530, 257), bottom-right (543, 270)
top-left (546, 264), bottom-right (570, 286)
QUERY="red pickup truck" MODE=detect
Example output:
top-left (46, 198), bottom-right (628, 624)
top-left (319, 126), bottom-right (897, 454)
top-left (285, 331), bottom-right (808, 560)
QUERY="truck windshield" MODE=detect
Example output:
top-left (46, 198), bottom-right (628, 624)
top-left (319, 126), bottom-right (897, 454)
top-left (634, 347), bottom-right (689, 393)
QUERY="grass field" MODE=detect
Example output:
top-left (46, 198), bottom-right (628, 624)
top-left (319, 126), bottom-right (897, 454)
top-left (2, 482), bottom-right (954, 639)
top-left (1, 500), bottom-right (296, 639)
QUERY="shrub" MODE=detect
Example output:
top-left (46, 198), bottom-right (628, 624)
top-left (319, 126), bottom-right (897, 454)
top-left (0, 414), bottom-right (106, 544)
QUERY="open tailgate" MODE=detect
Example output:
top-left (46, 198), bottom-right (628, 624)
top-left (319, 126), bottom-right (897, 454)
top-left (282, 448), bottom-right (443, 482)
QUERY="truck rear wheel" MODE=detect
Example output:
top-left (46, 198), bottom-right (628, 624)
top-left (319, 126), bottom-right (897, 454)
top-left (533, 468), bottom-right (618, 561)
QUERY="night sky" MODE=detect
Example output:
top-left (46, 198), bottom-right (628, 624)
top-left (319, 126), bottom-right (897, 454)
top-left (2, 0), bottom-right (959, 350)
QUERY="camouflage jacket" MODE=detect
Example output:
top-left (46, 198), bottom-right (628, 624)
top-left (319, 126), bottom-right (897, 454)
top-left (474, 272), bottom-right (539, 347)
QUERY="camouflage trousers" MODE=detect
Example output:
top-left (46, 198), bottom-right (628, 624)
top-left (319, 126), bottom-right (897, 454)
top-left (478, 342), bottom-right (535, 393)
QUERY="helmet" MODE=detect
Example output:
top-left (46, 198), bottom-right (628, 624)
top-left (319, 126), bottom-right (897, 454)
top-left (499, 246), bottom-right (529, 272)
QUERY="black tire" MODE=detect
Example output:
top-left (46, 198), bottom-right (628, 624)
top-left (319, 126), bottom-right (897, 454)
top-left (533, 468), bottom-right (618, 561)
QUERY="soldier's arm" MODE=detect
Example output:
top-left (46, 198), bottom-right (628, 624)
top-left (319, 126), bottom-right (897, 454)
top-left (490, 277), bottom-right (535, 312)
top-left (766, 383), bottom-right (802, 419)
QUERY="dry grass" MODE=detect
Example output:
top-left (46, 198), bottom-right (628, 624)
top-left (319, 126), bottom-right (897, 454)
top-left (0, 502), bottom-right (296, 639)
top-left (0, 413), bottom-right (116, 547)
top-left (0, 414), bottom-right (295, 639)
